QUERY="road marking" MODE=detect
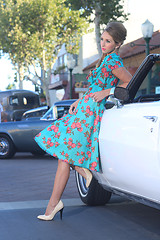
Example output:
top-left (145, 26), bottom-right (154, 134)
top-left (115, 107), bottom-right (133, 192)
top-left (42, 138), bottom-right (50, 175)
top-left (0, 198), bottom-right (84, 211)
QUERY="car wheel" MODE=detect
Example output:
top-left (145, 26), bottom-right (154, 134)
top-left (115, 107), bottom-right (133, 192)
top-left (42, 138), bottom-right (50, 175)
top-left (0, 134), bottom-right (16, 159)
top-left (75, 171), bottom-right (112, 206)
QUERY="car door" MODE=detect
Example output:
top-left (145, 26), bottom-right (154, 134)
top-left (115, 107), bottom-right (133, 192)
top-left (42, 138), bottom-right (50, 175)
top-left (99, 101), bottom-right (160, 202)
top-left (12, 120), bottom-right (53, 151)
top-left (11, 121), bottom-right (41, 151)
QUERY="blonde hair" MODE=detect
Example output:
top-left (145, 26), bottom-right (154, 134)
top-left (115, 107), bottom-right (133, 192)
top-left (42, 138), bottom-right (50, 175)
top-left (97, 22), bottom-right (127, 67)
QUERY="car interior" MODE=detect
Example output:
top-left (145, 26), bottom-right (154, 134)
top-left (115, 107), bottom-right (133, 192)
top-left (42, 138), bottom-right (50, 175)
top-left (105, 54), bottom-right (160, 108)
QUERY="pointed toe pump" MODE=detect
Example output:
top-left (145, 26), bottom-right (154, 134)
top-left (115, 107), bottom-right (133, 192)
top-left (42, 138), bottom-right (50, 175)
top-left (82, 168), bottom-right (93, 188)
top-left (37, 200), bottom-right (64, 221)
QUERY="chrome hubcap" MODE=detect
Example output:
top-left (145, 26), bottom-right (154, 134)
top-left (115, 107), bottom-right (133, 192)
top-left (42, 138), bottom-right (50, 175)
top-left (76, 172), bottom-right (88, 197)
top-left (0, 138), bottom-right (9, 156)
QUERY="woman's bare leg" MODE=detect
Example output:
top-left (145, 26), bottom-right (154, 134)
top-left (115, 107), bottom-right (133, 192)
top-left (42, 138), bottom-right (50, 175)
top-left (74, 166), bottom-right (86, 178)
top-left (45, 159), bottom-right (70, 216)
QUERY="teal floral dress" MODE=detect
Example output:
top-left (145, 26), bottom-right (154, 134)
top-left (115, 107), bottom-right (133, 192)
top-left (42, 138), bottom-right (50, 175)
top-left (35, 53), bottom-right (123, 172)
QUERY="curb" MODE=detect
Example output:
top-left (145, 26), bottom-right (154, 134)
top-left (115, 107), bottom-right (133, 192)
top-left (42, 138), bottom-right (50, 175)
top-left (0, 198), bottom-right (84, 211)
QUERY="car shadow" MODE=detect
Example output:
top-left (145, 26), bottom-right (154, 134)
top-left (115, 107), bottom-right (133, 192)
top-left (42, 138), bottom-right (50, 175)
top-left (12, 152), bottom-right (54, 160)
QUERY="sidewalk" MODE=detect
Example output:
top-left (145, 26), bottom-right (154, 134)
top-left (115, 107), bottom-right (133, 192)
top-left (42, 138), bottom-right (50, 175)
top-left (0, 199), bottom-right (86, 240)
top-left (0, 198), bottom-right (93, 240)
top-left (0, 196), bottom-right (157, 240)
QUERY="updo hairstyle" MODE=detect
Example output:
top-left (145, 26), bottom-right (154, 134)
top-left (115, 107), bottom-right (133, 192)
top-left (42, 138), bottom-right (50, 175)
top-left (96, 21), bottom-right (127, 67)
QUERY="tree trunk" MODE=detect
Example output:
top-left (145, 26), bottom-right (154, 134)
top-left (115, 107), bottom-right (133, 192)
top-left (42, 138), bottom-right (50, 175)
top-left (94, 3), bottom-right (102, 57)
top-left (18, 64), bottom-right (24, 89)
top-left (41, 29), bottom-right (51, 106)
top-left (43, 77), bottom-right (51, 107)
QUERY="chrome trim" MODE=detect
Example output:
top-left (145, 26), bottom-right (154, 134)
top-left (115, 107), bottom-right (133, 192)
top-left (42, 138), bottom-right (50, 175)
top-left (143, 116), bottom-right (158, 122)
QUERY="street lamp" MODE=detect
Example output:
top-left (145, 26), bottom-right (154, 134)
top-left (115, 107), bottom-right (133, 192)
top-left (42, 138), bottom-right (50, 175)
top-left (67, 55), bottom-right (75, 99)
top-left (141, 19), bottom-right (154, 55)
top-left (130, 20), bottom-right (154, 94)
top-left (141, 19), bottom-right (154, 94)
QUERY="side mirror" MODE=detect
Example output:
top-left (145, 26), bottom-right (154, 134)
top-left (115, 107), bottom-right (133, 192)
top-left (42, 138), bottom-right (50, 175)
top-left (114, 87), bottom-right (129, 102)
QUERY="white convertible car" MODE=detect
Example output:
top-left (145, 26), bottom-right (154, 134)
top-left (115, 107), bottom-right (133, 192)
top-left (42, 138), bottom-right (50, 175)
top-left (75, 53), bottom-right (160, 211)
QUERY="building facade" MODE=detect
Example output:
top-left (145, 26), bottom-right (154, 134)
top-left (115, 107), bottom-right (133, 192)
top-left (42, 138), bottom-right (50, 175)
top-left (49, 26), bottom-right (160, 103)
top-left (48, 26), bottom-right (99, 105)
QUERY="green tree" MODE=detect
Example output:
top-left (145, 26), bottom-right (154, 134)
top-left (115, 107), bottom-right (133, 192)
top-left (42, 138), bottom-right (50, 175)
top-left (66, 0), bottom-right (128, 56)
top-left (0, 0), bottom-right (88, 105)
top-left (6, 83), bottom-right (16, 90)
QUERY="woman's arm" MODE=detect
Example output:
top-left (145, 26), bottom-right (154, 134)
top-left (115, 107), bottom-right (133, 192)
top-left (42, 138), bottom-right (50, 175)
top-left (91, 67), bottom-right (132, 102)
top-left (112, 67), bottom-right (132, 88)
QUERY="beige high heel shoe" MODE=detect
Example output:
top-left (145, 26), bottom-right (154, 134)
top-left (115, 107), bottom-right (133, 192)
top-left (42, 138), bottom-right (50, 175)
top-left (82, 168), bottom-right (93, 188)
top-left (37, 200), bottom-right (64, 221)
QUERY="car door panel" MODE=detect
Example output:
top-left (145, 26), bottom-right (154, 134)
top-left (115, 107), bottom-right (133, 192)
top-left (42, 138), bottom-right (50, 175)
top-left (99, 101), bottom-right (160, 202)
top-left (11, 120), bottom-right (53, 151)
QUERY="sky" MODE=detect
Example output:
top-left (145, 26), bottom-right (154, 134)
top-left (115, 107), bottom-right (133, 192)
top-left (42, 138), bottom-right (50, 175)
top-left (124, 0), bottom-right (160, 43)
top-left (0, 55), bottom-right (35, 91)
top-left (0, 0), bottom-right (160, 91)
top-left (0, 56), bottom-right (15, 91)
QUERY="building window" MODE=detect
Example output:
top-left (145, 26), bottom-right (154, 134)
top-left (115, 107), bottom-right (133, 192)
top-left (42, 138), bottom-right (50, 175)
top-left (57, 54), bottom-right (68, 74)
top-left (73, 54), bottom-right (78, 66)
top-left (58, 56), bottom-right (63, 66)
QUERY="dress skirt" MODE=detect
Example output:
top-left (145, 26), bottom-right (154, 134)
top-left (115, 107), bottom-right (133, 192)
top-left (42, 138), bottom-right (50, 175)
top-left (34, 53), bottom-right (124, 172)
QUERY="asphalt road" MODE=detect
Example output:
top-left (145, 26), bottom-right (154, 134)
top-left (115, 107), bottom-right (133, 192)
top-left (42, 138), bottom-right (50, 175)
top-left (0, 153), bottom-right (79, 202)
top-left (1, 153), bottom-right (160, 240)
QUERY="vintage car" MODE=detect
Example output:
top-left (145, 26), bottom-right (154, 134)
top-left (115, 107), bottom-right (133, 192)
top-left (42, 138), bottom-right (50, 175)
top-left (0, 89), bottom-right (40, 122)
top-left (0, 99), bottom-right (76, 159)
top-left (75, 54), bottom-right (160, 211)
top-left (21, 106), bottom-right (49, 120)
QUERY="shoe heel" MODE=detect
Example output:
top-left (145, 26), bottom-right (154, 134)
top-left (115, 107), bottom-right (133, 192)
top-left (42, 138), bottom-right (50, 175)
top-left (60, 207), bottom-right (64, 220)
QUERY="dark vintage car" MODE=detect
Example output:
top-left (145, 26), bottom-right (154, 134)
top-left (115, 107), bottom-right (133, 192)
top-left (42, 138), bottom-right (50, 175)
top-left (0, 99), bottom-right (76, 159)
top-left (0, 89), bottom-right (40, 122)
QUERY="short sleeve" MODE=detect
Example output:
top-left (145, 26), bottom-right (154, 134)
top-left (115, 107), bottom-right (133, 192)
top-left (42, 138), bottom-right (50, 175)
top-left (102, 54), bottom-right (124, 72)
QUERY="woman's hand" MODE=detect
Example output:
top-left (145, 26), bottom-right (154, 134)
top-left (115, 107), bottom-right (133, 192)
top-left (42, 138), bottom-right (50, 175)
top-left (90, 89), bottom-right (110, 102)
top-left (69, 99), bottom-right (80, 114)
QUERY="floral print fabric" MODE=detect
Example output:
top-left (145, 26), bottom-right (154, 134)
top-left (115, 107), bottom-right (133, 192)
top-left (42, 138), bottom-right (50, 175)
top-left (35, 53), bottom-right (123, 172)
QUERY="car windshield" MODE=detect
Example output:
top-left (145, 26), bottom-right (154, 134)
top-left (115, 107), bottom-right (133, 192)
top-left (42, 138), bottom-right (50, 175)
top-left (56, 106), bottom-right (69, 118)
top-left (41, 105), bottom-right (57, 120)
top-left (41, 104), bottom-right (71, 121)
top-left (126, 54), bottom-right (160, 102)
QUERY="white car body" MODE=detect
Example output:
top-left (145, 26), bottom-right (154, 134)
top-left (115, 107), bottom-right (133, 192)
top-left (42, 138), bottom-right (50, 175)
top-left (98, 100), bottom-right (160, 206)
top-left (76, 54), bottom-right (160, 210)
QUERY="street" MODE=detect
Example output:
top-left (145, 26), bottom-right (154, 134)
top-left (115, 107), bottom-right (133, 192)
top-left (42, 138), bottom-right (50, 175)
top-left (0, 153), bottom-right (79, 202)
top-left (0, 153), bottom-right (160, 240)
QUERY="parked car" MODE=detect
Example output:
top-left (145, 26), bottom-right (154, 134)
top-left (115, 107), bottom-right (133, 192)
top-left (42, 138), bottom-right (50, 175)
top-left (0, 89), bottom-right (40, 122)
top-left (75, 54), bottom-right (160, 211)
top-left (0, 99), bottom-right (76, 159)
top-left (21, 106), bottom-right (49, 120)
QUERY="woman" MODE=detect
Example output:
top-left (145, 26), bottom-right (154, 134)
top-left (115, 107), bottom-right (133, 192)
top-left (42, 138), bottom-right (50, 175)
top-left (35, 21), bottom-right (132, 221)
